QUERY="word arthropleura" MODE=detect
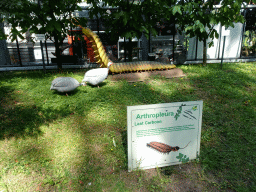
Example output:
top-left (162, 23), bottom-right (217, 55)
top-left (136, 111), bottom-right (174, 120)
top-left (147, 141), bottom-right (191, 154)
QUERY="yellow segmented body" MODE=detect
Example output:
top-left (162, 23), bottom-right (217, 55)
top-left (82, 27), bottom-right (109, 67)
top-left (109, 61), bottom-right (176, 73)
top-left (81, 27), bottom-right (176, 73)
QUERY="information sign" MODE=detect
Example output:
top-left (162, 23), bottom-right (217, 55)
top-left (127, 101), bottom-right (203, 171)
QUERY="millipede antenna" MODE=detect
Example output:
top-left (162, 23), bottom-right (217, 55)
top-left (179, 141), bottom-right (191, 149)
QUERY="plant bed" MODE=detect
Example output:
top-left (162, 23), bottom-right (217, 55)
top-left (108, 68), bottom-right (185, 82)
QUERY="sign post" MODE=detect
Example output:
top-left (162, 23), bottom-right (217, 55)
top-left (127, 101), bottom-right (203, 172)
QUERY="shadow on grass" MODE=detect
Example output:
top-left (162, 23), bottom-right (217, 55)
top-left (0, 83), bottom-right (78, 140)
top-left (105, 63), bottom-right (256, 190)
top-left (178, 63), bottom-right (256, 190)
top-left (121, 130), bottom-right (128, 169)
top-left (50, 89), bottom-right (80, 96)
top-left (0, 85), bottom-right (40, 139)
top-left (0, 63), bottom-right (255, 191)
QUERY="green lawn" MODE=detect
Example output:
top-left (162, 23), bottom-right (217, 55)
top-left (0, 63), bottom-right (255, 191)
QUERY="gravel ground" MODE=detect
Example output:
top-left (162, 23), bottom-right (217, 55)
top-left (107, 68), bottom-right (185, 82)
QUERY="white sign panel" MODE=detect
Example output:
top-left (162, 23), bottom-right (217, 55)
top-left (34, 49), bottom-right (42, 59)
top-left (127, 101), bottom-right (203, 171)
top-left (222, 26), bottom-right (230, 36)
top-left (35, 34), bottom-right (46, 41)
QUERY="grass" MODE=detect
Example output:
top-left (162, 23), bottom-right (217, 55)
top-left (0, 62), bottom-right (255, 192)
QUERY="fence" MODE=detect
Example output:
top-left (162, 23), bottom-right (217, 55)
top-left (1, 28), bottom-right (119, 68)
top-left (187, 23), bottom-right (256, 62)
top-left (4, 38), bottom-right (74, 67)
top-left (2, 29), bottom-right (255, 69)
top-left (1, 5), bottom-right (256, 69)
top-left (186, 5), bottom-right (256, 62)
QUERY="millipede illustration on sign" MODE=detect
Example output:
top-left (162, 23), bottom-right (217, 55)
top-left (71, 18), bottom-right (176, 74)
top-left (147, 141), bottom-right (191, 154)
top-left (183, 110), bottom-right (197, 120)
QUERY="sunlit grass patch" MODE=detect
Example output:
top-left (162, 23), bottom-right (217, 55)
top-left (0, 63), bottom-right (255, 191)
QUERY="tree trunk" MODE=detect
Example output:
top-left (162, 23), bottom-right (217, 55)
top-left (25, 30), bottom-right (35, 62)
top-left (203, 38), bottom-right (207, 65)
top-left (47, 1), bottom-right (62, 70)
top-left (128, 37), bottom-right (133, 62)
top-left (124, 37), bottom-right (127, 62)
top-left (0, 15), bottom-right (11, 65)
top-left (53, 32), bottom-right (62, 70)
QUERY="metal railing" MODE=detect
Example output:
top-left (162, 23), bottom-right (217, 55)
top-left (1, 5), bottom-right (256, 69)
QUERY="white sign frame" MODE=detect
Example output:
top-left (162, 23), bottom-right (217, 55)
top-left (127, 101), bottom-right (203, 172)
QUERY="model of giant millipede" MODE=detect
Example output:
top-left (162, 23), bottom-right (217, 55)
top-left (50, 19), bottom-right (177, 93)
top-left (74, 19), bottom-right (176, 73)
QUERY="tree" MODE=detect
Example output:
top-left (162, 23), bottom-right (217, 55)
top-left (0, 0), bottom-right (23, 65)
top-left (0, 15), bottom-right (11, 65)
top-left (86, 0), bottom-right (172, 61)
top-left (86, 0), bottom-right (254, 64)
top-left (167, 0), bottom-right (254, 65)
top-left (0, 0), bottom-right (87, 70)
top-left (244, 4), bottom-right (256, 32)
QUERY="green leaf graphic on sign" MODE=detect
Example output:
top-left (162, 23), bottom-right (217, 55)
top-left (175, 104), bottom-right (186, 120)
top-left (176, 153), bottom-right (189, 163)
top-left (192, 106), bottom-right (197, 111)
